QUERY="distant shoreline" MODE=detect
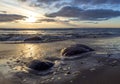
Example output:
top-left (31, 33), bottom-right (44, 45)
top-left (0, 28), bottom-right (120, 31)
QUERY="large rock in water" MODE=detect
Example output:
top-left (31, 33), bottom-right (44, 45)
top-left (61, 44), bottom-right (94, 57)
top-left (28, 60), bottom-right (54, 71)
top-left (24, 36), bottom-right (42, 41)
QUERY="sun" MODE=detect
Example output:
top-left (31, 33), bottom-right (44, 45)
top-left (25, 16), bottom-right (37, 23)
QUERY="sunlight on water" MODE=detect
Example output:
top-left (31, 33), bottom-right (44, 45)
top-left (22, 44), bottom-right (37, 58)
top-left (19, 44), bottom-right (42, 59)
top-left (0, 30), bottom-right (43, 34)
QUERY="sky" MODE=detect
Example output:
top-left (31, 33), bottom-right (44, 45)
top-left (0, 0), bottom-right (120, 28)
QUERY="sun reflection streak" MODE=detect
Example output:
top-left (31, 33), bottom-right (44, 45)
top-left (19, 44), bottom-right (46, 60)
top-left (21, 44), bottom-right (37, 58)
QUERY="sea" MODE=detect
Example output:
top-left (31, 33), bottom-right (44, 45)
top-left (0, 28), bottom-right (120, 84)
top-left (0, 28), bottom-right (120, 42)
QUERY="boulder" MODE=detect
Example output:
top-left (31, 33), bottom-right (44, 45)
top-left (28, 60), bottom-right (54, 71)
top-left (24, 36), bottom-right (42, 41)
top-left (61, 44), bottom-right (94, 56)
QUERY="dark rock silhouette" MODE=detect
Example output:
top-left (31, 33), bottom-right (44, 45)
top-left (61, 44), bottom-right (94, 56)
top-left (24, 36), bottom-right (42, 41)
top-left (28, 60), bottom-right (54, 71)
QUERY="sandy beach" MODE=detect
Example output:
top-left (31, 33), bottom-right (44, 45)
top-left (0, 0), bottom-right (120, 83)
top-left (0, 36), bottom-right (120, 84)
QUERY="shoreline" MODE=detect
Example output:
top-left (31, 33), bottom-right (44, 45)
top-left (0, 37), bottom-right (120, 84)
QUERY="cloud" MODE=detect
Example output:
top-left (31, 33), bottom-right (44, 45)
top-left (37, 0), bottom-right (59, 3)
top-left (84, 22), bottom-right (98, 24)
top-left (0, 14), bottom-right (26, 22)
top-left (36, 18), bottom-right (77, 26)
top-left (18, 0), bottom-right (60, 5)
top-left (46, 6), bottom-right (120, 21)
top-left (46, 6), bottom-right (83, 17)
top-left (17, 0), bottom-right (120, 12)
top-left (19, 0), bottom-right (27, 2)
top-left (37, 18), bottom-right (68, 23)
top-left (19, 0), bottom-right (120, 7)
top-left (18, 0), bottom-right (68, 8)
top-left (37, 18), bottom-right (56, 22)
top-left (0, 11), bottom-right (7, 13)
top-left (19, 0), bottom-right (120, 5)
top-left (73, 0), bottom-right (120, 5)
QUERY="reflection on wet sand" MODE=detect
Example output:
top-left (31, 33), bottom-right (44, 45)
top-left (0, 37), bottom-right (120, 84)
top-left (0, 43), bottom-right (45, 74)
top-left (20, 44), bottom-right (39, 59)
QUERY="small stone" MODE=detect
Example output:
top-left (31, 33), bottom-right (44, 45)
top-left (63, 68), bottom-right (68, 71)
top-left (61, 61), bottom-right (66, 65)
top-left (23, 62), bottom-right (27, 64)
top-left (90, 68), bottom-right (96, 72)
top-left (57, 67), bottom-right (62, 71)
top-left (112, 60), bottom-right (117, 64)
top-left (9, 58), bottom-right (13, 61)
top-left (73, 71), bottom-right (81, 75)
top-left (6, 62), bottom-right (10, 64)
top-left (58, 77), bottom-right (61, 80)
top-left (28, 60), bottom-right (54, 71)
top-left (51, 77), bottom-right (55, 80)
top-left (65, 71), bottom-right (71, 76)
top-left (16, 60), bottom-right (20, 63)
top-left (68, 67), bottom-right (71, 70)
top-left (70, 80), bottom-right (73, 83)
top-left (111, 60), bottom-right (118, 66)
top-left (61, 44), bottom-right (94, 56)
top-left (53, 72), bottom-right (57, 75)
top-left (64, 73), bottom-right (68, 76)
top-left (80, 62), bottom-right (84, 64)
top-left (66, 71), bottom-right (71, 74)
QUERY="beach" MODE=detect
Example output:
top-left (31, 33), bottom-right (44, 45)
top-left (0, 29), bottom-right (120, 84)
top-left (1, 0), bottom-right (120, 83)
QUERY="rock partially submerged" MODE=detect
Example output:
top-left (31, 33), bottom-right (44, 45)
top-left (61, 44), bottom-right (94, 56)
top-left (24, 36), bottom-right (42, 42)
top-left (28, 60), bottom-right (54, 71)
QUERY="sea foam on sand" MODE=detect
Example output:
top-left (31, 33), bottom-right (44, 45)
top-left (0, 37), bottom-right (120, 84)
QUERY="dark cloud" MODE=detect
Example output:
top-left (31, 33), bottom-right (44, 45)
top-left (18, 0), bottom-right (27, 2)
top-left (18, 0), bottom-right (67, 8)
top-left (84, 22), bottom-right (98, 24)
top-left (46, 6), bottom-right (83, 17)
top-left (19, 0), bottom-right (60, 4)
top-left (46, 6), bottom-right (120, 21)
top-left (36, 18), bottom-right (77, 26)
top-left (0, 11), bottom-right (7, 13)
top-left (0, 14), bottom-right (26, 22)
top-left (37, 18), bottom-right (68, 23)
top-left (37, 18), bottom-right (56, 23)
top-left (73, 0), bottom-right (120, 4)
top-left (19, 0), bottom-right (120, 5)
top-left (37, 0), bottom-right (58, 3)
top-left (17, 0), bottom-right (120, 11)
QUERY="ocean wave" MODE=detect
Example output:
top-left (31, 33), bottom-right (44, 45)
top-left (0, 28), bottom-right (119, 43)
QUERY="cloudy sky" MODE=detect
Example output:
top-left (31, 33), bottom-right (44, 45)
top-left (0, 0), bottom-right (120, 28)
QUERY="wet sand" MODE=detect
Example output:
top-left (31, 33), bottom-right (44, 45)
top-left (67, 65), bottom-right (120, 84)
top-left (0, 37), bottom-right (120, 84)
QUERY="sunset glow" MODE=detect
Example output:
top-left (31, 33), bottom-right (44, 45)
top-left (0, 0), bottom-right (120, 28)
top-left (25, 16), bottom-right (37, 23)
